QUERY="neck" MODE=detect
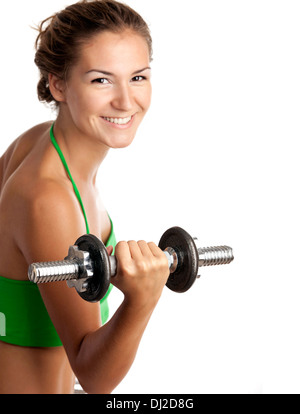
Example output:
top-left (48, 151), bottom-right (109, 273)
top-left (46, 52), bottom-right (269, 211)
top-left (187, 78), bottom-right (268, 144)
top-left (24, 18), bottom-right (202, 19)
top-left (52, 112), bottom-right (110, 185)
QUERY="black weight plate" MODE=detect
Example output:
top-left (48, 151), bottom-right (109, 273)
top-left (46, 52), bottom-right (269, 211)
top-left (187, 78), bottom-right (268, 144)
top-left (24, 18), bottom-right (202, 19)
top-left (75, 234), bottom-right (111, 302)
top-left (158, 227), bottom-right (198, 293)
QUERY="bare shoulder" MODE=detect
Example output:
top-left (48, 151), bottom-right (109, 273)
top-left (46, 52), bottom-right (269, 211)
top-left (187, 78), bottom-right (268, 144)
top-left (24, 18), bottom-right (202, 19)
top-left (0, 122), bottom-right (53, 189)
top-left (15, 178), bottom-right (87, 264)
top-left (0, 120), bottom-right (86, 264)
top-left (1, 121), bottom-right (52, 159)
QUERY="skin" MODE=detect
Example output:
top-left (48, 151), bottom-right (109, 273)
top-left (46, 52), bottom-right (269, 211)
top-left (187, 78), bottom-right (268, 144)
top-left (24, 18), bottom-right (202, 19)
top-left (0, 29), bottom-right (169, 394)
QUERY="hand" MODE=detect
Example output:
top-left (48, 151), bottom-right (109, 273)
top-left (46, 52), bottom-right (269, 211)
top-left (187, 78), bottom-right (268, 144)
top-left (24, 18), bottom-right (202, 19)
top-left (112, 240), bottom-right (170, 310)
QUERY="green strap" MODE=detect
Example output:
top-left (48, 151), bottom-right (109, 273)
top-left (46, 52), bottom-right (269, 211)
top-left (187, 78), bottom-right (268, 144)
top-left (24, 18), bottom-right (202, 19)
top-left (50, 123), bottom-right (90, 234)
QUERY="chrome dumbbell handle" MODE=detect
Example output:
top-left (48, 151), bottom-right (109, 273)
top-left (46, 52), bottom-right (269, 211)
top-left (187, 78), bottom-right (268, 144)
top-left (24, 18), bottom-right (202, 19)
top-left (109, 243), bottom-right (234, 276)
top-left (29, 242), bottom-right (234, 284)
top-left (28, 226), bottom-right (234, 302)
top-left (108, 248), bottom-right (178, 277)
top-left (29, 248), bottom-right (180, 284)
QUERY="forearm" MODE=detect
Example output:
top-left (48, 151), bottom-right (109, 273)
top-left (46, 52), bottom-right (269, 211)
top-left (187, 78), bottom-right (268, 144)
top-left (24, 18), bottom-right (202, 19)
top-left (74, 298), bottom-right (154, 394)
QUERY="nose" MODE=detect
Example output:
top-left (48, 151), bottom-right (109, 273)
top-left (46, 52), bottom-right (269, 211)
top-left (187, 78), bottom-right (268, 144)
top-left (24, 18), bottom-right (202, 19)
top-left (111, 83), bottom-right (133, 112)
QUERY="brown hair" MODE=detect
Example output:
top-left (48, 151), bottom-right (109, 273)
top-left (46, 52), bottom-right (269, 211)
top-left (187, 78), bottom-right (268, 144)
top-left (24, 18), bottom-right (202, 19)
top-left (34, 0), bottom-right (152, 106)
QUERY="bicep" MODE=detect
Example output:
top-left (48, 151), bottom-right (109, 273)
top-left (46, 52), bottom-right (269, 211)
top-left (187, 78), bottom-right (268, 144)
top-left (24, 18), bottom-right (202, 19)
top-left (17, 190), bottom-right (102, 364)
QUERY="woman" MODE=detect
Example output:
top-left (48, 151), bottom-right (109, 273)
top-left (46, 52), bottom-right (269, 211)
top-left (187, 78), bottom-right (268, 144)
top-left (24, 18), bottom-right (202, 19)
top-left (0, 0), bottom-right (169, 394)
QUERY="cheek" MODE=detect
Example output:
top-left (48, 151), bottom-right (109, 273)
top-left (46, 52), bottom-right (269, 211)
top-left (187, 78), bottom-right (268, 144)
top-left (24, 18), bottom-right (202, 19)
top-left (138, 84), bottom-right (152, 112)
top-left (68, 93), bottom-right (103, 123)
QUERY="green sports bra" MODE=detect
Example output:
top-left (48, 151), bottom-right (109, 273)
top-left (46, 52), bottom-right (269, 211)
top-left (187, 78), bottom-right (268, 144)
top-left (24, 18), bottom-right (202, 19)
top-left (0, 124), bottom-right (115, 347)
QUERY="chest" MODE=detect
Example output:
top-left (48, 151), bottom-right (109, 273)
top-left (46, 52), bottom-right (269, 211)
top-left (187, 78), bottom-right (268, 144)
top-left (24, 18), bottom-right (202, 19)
top-left (80, 190), bottom-right (112, 244)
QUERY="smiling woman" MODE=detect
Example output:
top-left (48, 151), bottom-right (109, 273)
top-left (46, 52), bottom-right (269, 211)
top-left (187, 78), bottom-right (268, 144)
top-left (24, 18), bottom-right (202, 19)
top-left (48, 29), bottom-right (152, 149)
top-left (0, 0), bottom-right (169, 394)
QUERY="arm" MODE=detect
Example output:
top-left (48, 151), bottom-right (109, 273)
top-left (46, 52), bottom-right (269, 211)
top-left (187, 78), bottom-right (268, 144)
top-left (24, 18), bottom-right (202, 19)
top-left (74, 240), bottom-right (169, 393)
top-left (17, 185), bottom-right (169, 394)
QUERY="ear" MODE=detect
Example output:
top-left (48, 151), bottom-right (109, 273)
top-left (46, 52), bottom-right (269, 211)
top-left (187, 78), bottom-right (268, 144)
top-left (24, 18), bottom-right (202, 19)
top-left (48, 73), bottom-right (66, 103)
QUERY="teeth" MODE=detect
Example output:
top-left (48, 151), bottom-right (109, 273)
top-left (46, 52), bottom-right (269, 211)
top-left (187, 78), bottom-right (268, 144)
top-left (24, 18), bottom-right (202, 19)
top-left (103, 116), bottom-right (132, 125)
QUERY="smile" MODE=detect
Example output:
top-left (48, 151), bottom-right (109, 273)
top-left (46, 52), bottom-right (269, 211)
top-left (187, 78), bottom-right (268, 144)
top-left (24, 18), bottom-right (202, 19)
top-left (102, 116), bottom-right (132, 125)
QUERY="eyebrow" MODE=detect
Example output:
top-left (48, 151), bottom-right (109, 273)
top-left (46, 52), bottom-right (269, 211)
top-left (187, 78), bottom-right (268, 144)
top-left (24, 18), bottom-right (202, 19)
top-left (86, 67), bottom-right (151, 76)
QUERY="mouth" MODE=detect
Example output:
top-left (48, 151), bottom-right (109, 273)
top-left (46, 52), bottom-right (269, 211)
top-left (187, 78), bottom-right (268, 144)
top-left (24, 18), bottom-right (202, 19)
top-left (101, 115), bottom-right (133, 125)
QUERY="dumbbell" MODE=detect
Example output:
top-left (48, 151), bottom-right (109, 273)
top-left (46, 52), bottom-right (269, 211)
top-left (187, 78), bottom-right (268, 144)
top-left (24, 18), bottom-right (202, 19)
top-left (28, 226), bottom-right (234, 302)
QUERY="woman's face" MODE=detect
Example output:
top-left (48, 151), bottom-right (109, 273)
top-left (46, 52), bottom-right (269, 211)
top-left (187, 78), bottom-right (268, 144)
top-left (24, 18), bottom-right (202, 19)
top-left (59, 29), bottom-right (152, 148)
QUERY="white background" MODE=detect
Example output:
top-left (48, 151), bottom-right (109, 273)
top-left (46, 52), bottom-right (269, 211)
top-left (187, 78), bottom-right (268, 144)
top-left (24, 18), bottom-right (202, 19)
top-left (1, 0), bottom-right (300, 394)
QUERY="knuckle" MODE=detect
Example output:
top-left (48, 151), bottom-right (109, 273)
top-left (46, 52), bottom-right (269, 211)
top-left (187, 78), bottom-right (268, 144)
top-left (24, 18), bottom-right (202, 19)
top-left (136, 259), bottom-right (149, 274)
top-left (117, 261), bottom-right (133, 277)
top-left (128, 240), bottom-right (137, 246)
top-left (115, 240), bottom-right (127, 251)
top-left (137, 240), bottom-right (147, 248)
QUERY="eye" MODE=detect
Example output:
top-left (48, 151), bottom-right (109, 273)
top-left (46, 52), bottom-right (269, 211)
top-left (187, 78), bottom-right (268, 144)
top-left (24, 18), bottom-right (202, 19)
top-left (91, 78), bottom-right (109, 84)
top-left (131, 76), bottom-right (146, 82)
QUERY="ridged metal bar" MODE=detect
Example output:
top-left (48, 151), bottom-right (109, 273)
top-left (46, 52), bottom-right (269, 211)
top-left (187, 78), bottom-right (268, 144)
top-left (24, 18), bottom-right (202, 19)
top-left (28, 245), bottom-right (234, 285)
top-left (28, 260), bottom-right (79, 284)
top-left (198, 246), bottom-right (234, 267)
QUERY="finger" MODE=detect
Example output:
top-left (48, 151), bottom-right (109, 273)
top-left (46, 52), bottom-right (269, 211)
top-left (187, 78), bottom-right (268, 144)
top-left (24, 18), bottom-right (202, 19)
top-left (106, 245), bottom-right (113, 256)
top-left (127, 240), bottom-right (143, 260)
top-left (147, 241), bottom-right (165, 258)
top-left (137, 240), bottom-right (153, 258)
top-left (115, 241), bottom-right (131, 261)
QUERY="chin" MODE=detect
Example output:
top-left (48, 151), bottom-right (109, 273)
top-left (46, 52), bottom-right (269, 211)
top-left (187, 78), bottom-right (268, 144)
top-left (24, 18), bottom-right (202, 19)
top-left (110, 139), bottom-right (135, 149)
top-left (108, 133), bottom-right (137, 149)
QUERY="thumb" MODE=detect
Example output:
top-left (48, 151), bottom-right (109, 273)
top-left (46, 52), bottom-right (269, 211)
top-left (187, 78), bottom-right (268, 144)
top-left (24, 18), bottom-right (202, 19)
top-left (106, 245), bottom-right (113, 256)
